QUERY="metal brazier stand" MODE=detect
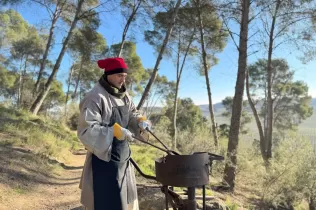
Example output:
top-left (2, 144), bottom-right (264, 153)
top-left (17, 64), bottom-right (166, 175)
top-left (131, 128), bottom-right (224, 210)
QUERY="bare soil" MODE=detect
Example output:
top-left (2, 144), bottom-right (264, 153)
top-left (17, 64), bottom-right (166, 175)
top-left (0, 144), bottom-right (85, 210)
top-left (0, 143), bottom-right (169, 210)
top-left (0, 140), bottom-right (250, 210)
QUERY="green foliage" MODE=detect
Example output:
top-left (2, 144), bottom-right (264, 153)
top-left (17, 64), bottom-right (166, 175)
top-left (10, 29), bottom-right (44, 60)
top-left (145, 1), bottom-right (228, 64)
top-left (248, 59), bottom-right (313, 132)
top-left (176, 125), bottom-right (216, 154)
top-left (10, 73), bottom-right (65, 110)
top-left (130, 144), bottom-right (164, 177)
top-left (149, 115), bottom-right (173, 147)
top-left (191, 1), bottom-right (228, 73)
top-left (145, 3), bottom-right (198, 57)
top-left (142, 69), bottom-right (176, 113)
top-left (220, 96), bottom-right (252, 136)
top-left (0, 4), bottom-right (315, 209)
top-left (193, 2), bottom-right (228, 51)
top-left (109, 41), bottom-right (146, 96)
top-left (0, 9), bottom-right (30, 48)
top-left (218, 124), bottom-right (230, 138)
top-left (119, 0), bottom-right (147, 31)
top-left (293, 141), bottom-right (316, 209)
top-left (67, 111), bottom-right (80, 130)
top-left (150, 97), bottom-right (213, 154)
top-left (0, 0), bottom-right (24, 5)
top-left (0, 103), bottom-right (36, 121)
top-left (40, 79), bottom-right (65, 111)
top-left (68, 13), bottom-right (107, 100)
top-left (0, 104), bottom-right (79, 161)
top-left (0, 9), bottom-right (66, 110)
top-left (260, 134), bottom-right (314, 208)
top-left (68, 61), bottom-right (103, 100)
top-left (235, 131), bottom-right (316, 209)
top-left (225, 197), bottom-right (239, 210)
top-left (0, 65), bottom-right (17, 97)
top-left (69, 14), bottom-right (106, 61)
top-left (165, 98), bottom-right (207, 133)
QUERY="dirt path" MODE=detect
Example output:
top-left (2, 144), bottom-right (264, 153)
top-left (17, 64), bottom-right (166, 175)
top-left (0, 144), bottom-right (167, 210)
top-left (0, 143), bottom-right (233, 210)
top-left (0, 145), bottom-right (86, 210)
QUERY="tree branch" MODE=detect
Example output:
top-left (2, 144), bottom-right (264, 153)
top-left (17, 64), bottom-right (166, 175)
top-left (276, 9), bottom-right (316, 18)
top-left (260, 15), bottom-right (271, 38)
top-left (221, 28), bottom-right (241, 37)
top-left (248, 1), bottom-right (275, 23)
top-left (222, 15), bottom-right (239, 51)
top-left (248, 29), bottom-right (260, 41)
top-left (178, 27), bottom-right (196, 80)
top-left (31, 0), bottom-right (54, 19)
top-left (79, 0), bottom-right (116, 19)
top-left (247, 50), bottom-right (259, 57)
top-left (273, 16), bottom-right (313, 40)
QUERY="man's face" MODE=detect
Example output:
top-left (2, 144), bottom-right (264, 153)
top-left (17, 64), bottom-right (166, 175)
top-left (107, 73), bottom-right (127, 89)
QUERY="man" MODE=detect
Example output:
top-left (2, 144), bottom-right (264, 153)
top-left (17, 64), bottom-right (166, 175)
top-left (77, 57), bottom-right (150, 210)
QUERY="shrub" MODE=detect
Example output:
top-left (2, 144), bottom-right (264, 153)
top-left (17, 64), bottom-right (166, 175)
top-left (67, 111), bottom-right (79, 130)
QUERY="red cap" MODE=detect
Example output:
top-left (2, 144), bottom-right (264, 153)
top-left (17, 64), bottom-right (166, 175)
top-left (97, 57), bottom-right (128, 75)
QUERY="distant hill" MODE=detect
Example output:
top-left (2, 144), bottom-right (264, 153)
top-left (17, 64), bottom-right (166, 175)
top-left (199, 98), bottom-right (316, 131)
top-left (199, 98), bottom-right (316, 117)
top-left (142, 98), bottom-right (316, 121)
top-left (199, 103), bottom-right (224, 115)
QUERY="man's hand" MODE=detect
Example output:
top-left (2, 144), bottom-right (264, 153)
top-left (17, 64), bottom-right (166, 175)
top-left (137, 116), bottom-right (151, 132)
top-left (113, 123), bottom-right (134, 141)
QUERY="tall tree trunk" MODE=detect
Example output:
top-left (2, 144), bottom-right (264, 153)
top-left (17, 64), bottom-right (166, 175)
top-left (264, 83), bottom-right (267, 143)
top-left (223, 0), bottom-right (250, 191)
top-left (172, 35), bottom-right (181, 150)
top-left (20, 56), bottom-right (28, 108)
top-left (172, 81), bottom-right (179, 149)
top-left (34, 1), bottom-right (63, 94)
top-left (117, 0), bottom-right (143, 57)
top-left (65, 64), bottom-right (74, 118)
top-left (72, 59), bottom-right (83, 100)
top-left (17, 57), bottom-right (24, 108)
top-left (79, 85), bottom-right (83, 101)
top-left (30, 0), bottom-right (85, 115)
top-left (266, 0), bottom-right (281, 159)
top-left (172, 36), bottom-right (193, 149)
top-left (310, 196), bottom-right (316, 210)
top-left (195, 0), bottom-right (218, 147)
top-left (137, 0), bottom-right (182, 110)
top-left (246, 70), bottom-right (267, 162)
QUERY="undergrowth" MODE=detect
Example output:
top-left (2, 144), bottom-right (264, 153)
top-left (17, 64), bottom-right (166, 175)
top-left (1, 104), bottom-right (315, 209)
top-left (130, 144), bottom-right (164, 177)
top-left (0, 104), bottom-right (80, 162)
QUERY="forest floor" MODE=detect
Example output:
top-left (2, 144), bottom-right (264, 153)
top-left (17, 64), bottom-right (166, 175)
top-left (0, 138), bottom-right (255, 210)
top-left (0, 103), bottom-right (254, 210)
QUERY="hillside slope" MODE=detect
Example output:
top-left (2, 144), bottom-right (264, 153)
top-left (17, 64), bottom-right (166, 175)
top-left (0, 105), bottom-right (254, 210)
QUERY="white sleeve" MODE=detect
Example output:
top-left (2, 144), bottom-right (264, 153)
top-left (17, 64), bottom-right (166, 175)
top-left (77, 98), bottom-right (113, 161)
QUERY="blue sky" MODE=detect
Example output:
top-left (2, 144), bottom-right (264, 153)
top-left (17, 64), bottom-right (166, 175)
top-left (8, 2), bottom-right (316, 105)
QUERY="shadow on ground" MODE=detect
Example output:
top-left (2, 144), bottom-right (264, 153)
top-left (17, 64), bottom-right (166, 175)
top-left (0, 145), bottom-right (81, 192)
top-left (71, 207), bottom-right (85, 210)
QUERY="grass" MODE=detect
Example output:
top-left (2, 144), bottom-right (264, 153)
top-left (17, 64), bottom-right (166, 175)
top-left (2, 104), bottom-right (314, 209)
top-left (130, 144), bottom-right (164, 177)
top-left (225, 197), bottom-right (239, 210)
top-left (0, 104), bottom-right (164, 179)
top-left (14, 186), bottom-right (27, 194)
top-left (0, 104), bottom-right (80, 162)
